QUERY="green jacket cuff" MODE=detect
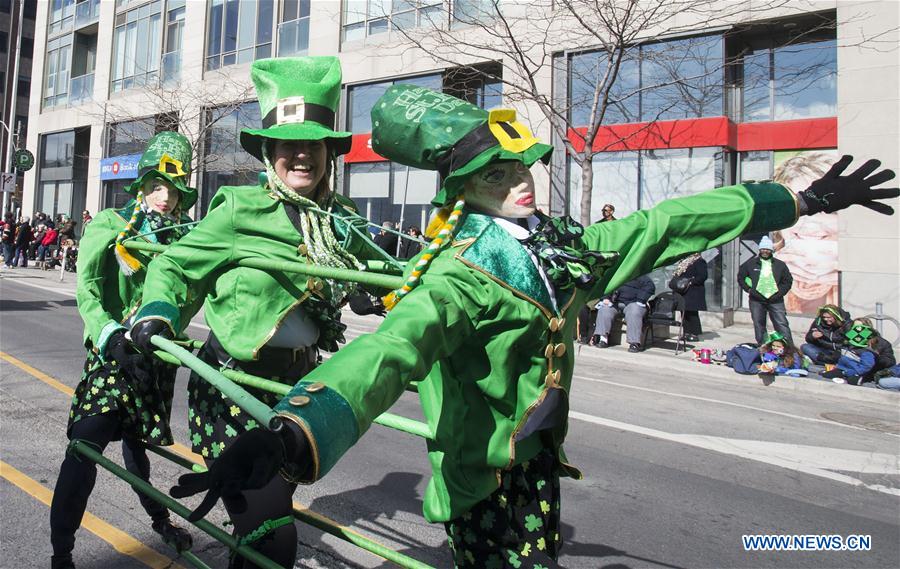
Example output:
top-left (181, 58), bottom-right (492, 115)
top-left (132, 301), bottom-right (181, 335)
top-left (743, 182), bottom-right (798, 234)
top-left (274, 380), bottom-right (360, 483)
top-left (97, 321), bottom-right (126, 363)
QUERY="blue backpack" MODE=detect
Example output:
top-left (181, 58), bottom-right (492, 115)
top-left (727, 343), bottom-right (761, 374)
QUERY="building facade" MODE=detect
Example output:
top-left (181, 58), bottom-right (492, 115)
top-left (1, 0), bottom-right (37, 210)
top-left (21, 0), bottom-right (900, 325)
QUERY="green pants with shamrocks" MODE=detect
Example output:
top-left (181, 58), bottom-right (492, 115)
top-left (444, 449), bottom-right (562, 569)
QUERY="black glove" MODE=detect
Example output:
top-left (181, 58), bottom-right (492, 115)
top-left (799, 155), bottom-right (898, 216)
top-left (105, 330), bottom-right (154, 387)
top-left (170, 423), bottom-right (310, 522)
top-left (130, 318), bottom-right (173, 353)
top-left (348, 292), bottom-right (386, 316)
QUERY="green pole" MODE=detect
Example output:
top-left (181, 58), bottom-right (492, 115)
top-left (149, 336), bottom-right (281, 431)
top-left (221, 369), bottom-right (433, 440)
top-left (144, 443), bottom-right (208, 474)
top-left (291, 507), bottom-right (436, 569)
top-left (123, 241), bottom-right (404, 288)
top-left (69, 441), bottom-right (285, 569)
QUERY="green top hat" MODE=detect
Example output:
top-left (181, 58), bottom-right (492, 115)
top-left (764, 331), bottom-right (786, 345)
top-left (240, 56), bottom-right (352, 162)
top-left (845, 324), bottom-right (875, 348)
top-left (125, 131), bottom-right (197, 209)
top-left (370, 85), bottom-right (553, 207)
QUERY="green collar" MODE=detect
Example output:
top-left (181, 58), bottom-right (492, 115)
top-left (456, 213), bottom-right (554, 311)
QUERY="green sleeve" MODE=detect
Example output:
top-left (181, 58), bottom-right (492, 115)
top-left (133, 188), bottom-right (236, 334)
top-left (274, 275), bottom-right (480, 481)
top-left (581, 182), bottom-right (797, 297)
top-left (75, 212), bottom-right (124, 356)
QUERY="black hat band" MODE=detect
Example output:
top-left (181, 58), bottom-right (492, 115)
top-left (435, 121), bottom-right (524, 179)
top-left (262, 101), bottom-right (336, 130)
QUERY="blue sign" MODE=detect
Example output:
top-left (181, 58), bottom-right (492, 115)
top-left (100, 153), bottom-right (142, 181)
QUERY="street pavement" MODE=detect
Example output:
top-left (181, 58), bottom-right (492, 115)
top-left (1, 265), bottom-right (898, 569)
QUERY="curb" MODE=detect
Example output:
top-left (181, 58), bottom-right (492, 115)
top-left (572, 341), bottom-right (898, 406)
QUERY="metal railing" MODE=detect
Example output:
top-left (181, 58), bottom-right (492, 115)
top-left (68, 73), bottom-right (94, 106)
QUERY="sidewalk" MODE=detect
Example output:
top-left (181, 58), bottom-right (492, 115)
top-left (3, 263), bottom-right (895, 404)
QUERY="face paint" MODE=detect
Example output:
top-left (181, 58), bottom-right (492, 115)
top-left (143, 179), bottom-right (180, 214)
top-left (464, 161), bottom-right (536, 219)
top-left (771, 341), bottom-right (785, 355)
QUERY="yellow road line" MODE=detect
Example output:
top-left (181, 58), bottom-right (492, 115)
top-left (1, 351), bottom-right (74, 396)
top-left (0, 350), bottom-right (205, 463)
top-left (0, 460), bottom-right (185, 569)
top-left (2, 350), bottom-right (396, 560)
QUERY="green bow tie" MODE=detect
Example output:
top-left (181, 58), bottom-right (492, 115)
top-left (520, 213), bottom-right (618, 292)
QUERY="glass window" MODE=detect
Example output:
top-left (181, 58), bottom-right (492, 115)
top-left (106, 114), bottom-right (175, 157)
top-left (742, 39), bottom-right (836, 121)
top-left (110, 1), bottom-right (163, 93)
top-left (640, 35), bottom-right (723, 121)
top-left (569, 47), bottom-right (640, 127)
top-left (639, 147), bottom-right (722, 208)
top-left (41, 131), bottom-right (76, 168)
top-left (568, 151), bottom-right (639, 224)
top-left (201, 101), bottom-right (261, 214)
top-left (346, 162), bottom-right (433, 232)
top-left (43, 35), bottom-right (73, 108)
top-left (207, 0), bottom-right (274, 71)
top-left (277, 0), bottom-right (309, 56)
top-left (342, 0), bottom-right (444, 42)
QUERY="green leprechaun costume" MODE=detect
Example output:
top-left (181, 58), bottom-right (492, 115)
top-left (164, 85), bottom-right (898, 569)
top-left (51, 131), bottom-right (196, 569)
top-left (130, 56), bottom-right (387, 568)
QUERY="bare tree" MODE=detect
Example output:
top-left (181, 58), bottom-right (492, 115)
top-left (83, 69), bottom-right (257, 207)
top-left (373, 0), bottom-right (866, 225)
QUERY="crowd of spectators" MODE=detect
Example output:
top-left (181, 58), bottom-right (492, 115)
top-left (0, 211), bottom-right (86, 271)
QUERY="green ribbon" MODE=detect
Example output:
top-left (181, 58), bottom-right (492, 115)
top-left (520, 213), bottom-right (618, 292)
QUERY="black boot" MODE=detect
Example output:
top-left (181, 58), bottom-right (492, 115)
top-left (152, 517), bottom-right (193, 552)
top-left (51, 554), bottom-right (75, 569)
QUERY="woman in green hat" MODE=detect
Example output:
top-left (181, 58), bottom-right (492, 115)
top-left (130, 57), bottom-right (385, 568)
top-left (155, 86), bottom-right (897, 568)
top-left (50, 131), bottom-right (196, 569)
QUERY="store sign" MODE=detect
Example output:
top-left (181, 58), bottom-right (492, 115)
top-left (100, 153), bottom-right (142, 180)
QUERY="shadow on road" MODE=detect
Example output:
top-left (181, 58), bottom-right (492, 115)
top-left (0, 298), bottom-right (78, 312)
top-left (557, 522), bottom-right (687, 569)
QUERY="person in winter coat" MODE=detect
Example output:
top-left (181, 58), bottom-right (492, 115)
top-left (37, 225), bottom-right (59, 268)
top-left (738, 235), bottom-right (794, 345)
top-left (397, 225), bottom-right (425, 260)
top-left (800, 304), bottom-right (851, 363)
top-left (50, 131), bottom-right (197, 569)
top-left (152, 84), bottom-right (898, 569)
top-left (822, 322), bottom-right (883, 385)
top-left (1, 213), bottom-right (15, 267)
top-left (12, 218), bottom-right (34, 267)
top-left (593, 274), bottom-right (656, 352)
top-left (669, 253), bottom-right (707, 341)
top-left (758, 332), bottom-right (809, 376)
top-left (374, 221), bottom-right (400, 257)
top-left (852, 317), bottom-right (896, 381)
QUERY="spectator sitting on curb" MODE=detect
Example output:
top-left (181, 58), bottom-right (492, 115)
top-left (592, 274), bottom-right (655, 352)
top-left (822, 322), bottom-right (881, 385)
top-left (738, 235), bottom-right (794, 345)
top-left (801, 304), bottom-right (851, 364)
top-left (875, 364), bottom-right (900, 391)
top-left (852, 317), bottom-right (896, 382)
top-left (758, 332), bottom-right (809, 376)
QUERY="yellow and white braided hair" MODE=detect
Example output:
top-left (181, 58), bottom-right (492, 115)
top-left (383, 197), bottom-right (466, 310)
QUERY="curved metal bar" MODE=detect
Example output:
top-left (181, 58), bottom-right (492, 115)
top-left (122, 241), bottom-right (404, 288)
top-left (149, 336), bottom-right (281, 430)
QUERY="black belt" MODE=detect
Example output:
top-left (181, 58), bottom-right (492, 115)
top-left (205, 333), bottom-right (317, 378)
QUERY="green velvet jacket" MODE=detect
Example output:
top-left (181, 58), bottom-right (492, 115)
top-left (273, 182), bottom-right (798, 523)
top-left (76, 203), bottom-right (192, 358)
top-left (133, 184), bottom-right (384, 360)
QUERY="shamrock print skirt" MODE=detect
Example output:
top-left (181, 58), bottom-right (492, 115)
top-left (444, 448), bottom-right (562, 569)
top-left (67, 349), bottom-right (177, 446)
